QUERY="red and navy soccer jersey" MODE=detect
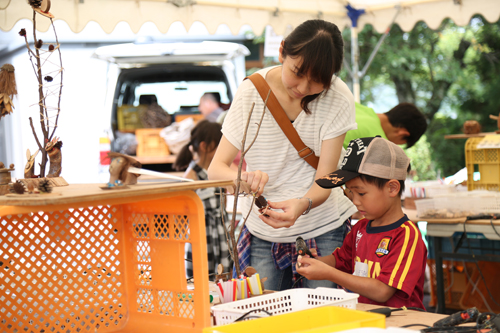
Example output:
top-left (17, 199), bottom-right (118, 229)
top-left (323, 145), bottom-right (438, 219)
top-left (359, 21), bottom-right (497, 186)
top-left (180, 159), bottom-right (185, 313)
top-left (333, 215), bottom-right (427, 309)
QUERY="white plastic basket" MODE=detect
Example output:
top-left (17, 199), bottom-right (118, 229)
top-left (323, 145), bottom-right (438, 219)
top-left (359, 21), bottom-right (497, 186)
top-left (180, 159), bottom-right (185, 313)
top-left (211, 287), bottom-right (359, 326)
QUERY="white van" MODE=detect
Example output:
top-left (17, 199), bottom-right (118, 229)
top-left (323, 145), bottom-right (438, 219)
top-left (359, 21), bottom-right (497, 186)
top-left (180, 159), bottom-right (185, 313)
top-left (92, 41), bottom-right (250, 159)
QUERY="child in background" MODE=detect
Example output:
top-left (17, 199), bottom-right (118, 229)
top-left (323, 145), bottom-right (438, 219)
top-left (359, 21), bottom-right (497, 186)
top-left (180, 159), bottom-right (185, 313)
top-left (174, 120), bottom-right (231, 278)
top-left (297, 136), bottom-right (427, 309)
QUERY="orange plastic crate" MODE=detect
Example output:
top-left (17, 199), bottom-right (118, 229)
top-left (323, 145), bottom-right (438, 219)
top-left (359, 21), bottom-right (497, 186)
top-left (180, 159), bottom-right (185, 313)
top-left (0, 184), bottom-right (227, 333)
top-left (135, 128), bottom-right (170, 157)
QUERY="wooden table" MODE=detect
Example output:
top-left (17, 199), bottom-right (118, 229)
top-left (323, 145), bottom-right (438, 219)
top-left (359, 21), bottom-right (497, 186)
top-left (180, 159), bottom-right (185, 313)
top-left (132, 154), bottom-right (177, 165)
top-left (357, 304), bottom-right (447, 330)
top-left (425, 217), bottom-right (500, 314)
top-left (0, 180), bottom-right (232, 333)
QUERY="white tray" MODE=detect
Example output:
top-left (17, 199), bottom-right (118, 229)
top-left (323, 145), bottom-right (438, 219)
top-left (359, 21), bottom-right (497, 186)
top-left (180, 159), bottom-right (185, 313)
top-left (211, 287), bottom-right (359, 326)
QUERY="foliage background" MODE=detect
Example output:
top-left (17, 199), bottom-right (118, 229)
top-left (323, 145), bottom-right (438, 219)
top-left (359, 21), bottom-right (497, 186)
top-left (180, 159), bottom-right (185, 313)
top-left (339, 15), bottom-right (500, 179)
top-left (248, 16), bottom-right (500, 181)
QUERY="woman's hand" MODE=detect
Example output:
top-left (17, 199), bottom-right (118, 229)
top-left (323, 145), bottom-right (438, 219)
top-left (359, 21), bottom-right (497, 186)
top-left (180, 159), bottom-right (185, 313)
top-left (239, 170), bottom-right (268, 196)
top-left (258, 197), bottom-right (308, 228)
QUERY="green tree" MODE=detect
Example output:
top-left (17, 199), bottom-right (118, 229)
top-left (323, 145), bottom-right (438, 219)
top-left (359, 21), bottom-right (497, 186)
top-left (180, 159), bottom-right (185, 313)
top-left (341, 16), bottom-right (500, 178)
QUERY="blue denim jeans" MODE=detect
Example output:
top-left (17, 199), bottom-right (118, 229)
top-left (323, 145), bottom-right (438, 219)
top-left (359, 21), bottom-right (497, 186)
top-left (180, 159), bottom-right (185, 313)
top-left (249, 222), bottom-right (347, 291)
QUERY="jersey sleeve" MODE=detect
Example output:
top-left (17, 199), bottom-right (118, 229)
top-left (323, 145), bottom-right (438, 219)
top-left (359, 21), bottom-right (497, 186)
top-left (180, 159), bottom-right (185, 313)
top-left (376, 221), bottom-right (427, 299)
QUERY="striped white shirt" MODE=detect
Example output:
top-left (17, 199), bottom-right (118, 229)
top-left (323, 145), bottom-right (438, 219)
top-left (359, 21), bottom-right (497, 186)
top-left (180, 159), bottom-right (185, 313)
top-left (222, 66), bottom-right (358, 243)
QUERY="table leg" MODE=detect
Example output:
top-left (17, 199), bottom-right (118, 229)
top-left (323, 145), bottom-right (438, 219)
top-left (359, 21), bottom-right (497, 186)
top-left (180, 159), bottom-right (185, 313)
top-left (434, 236), bottom-right (446, 314)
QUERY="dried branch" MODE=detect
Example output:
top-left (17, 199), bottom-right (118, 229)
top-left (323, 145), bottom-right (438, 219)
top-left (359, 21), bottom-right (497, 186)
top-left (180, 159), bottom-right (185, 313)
top-left (22, 9), bottom-right (64, 177)
top-left (223, 89), bottom-right (271, 277)
top-left (32, 11), bottom-right (47, 140)
top-left (49, 17), bottom-right (63, 140)
top-left (29, 117), bottom-right (42, 151)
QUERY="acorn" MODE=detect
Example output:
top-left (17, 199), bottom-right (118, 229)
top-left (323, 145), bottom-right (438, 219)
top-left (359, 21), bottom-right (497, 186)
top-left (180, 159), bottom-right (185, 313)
top-left (19, 29), bottom-right (27, 37)
top-left (28, 0), bottom-right (42, 8)
top-left (27, 182), bottom-right (35, 194)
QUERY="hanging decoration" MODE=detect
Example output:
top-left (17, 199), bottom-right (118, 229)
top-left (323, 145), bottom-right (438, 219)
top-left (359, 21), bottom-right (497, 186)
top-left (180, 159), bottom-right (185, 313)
top-left (20, 0), bottom-right (65, 181)
top-left (0, 64), bottom-right (17, 119)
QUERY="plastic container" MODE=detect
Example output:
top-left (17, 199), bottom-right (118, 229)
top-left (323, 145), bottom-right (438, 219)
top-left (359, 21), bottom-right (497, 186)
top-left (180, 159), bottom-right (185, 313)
top-left (0, 188), bottom-right (212, 333)
top-left (204, 306), bottom-right (384, 333)
top-left (136, 128), bottom-right (170, 157)
top-left (117, 104), bottom-right (145, 131)
top-left (414, 196), bottom-right (478, 219)
top-left (211, 288), bottom-right (358, 326)
top-left (466, 137), bottom-right (500, 191)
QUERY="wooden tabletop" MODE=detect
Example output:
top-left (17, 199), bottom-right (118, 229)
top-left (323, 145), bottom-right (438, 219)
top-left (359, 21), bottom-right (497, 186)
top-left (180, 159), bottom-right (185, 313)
top-left (132, 154), bottom-right (177, 165)
top-left (444, 132), bottom-right (497, 139)
top-left (357, 304), bottom-right (447, 330)
top-left (0, 180), bottom-right (233, 207)
top-left (425, 217), bottom-right (500, 225)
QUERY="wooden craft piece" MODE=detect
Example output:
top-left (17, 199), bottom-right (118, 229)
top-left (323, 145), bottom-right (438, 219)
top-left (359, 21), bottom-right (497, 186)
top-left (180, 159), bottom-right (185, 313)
top-left (103, 152), bottom-right (142, 189)
top-left (18, 176), bottom-right (68, 189)
top-left (214, 263), bottom-right (230, 282)
top-left (24, 148), bottom-right (39, 178)
top-left (45, 137), bottom-right (62, 178)
top-left (0, 64), bottom-right (17, 119)
top-left (34, 0), bottom-right (54, 18)
top-left (244, 266), bottom-right (257, 277)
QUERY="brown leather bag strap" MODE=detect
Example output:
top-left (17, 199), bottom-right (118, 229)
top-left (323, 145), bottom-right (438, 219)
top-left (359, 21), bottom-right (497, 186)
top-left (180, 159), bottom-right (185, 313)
top-left (246, 73), bottom-right (319, 169)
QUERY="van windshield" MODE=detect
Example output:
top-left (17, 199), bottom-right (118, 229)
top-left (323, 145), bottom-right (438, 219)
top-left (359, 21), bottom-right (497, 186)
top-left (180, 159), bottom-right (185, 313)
top-left (134, 81), bottom-right (229, 114)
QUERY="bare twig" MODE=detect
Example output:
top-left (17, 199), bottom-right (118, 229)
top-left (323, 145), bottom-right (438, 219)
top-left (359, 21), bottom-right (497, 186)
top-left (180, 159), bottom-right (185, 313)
top-left (49, 17), bottom-right (63, 141)
top-left (223, 89), bottom-right (271, 277)
top-left (243, 90), bottom-right (270, 155)
top-left (29, 117), bottom-right (42, 150)
top-left (22, 10), bottom-right (63, 177)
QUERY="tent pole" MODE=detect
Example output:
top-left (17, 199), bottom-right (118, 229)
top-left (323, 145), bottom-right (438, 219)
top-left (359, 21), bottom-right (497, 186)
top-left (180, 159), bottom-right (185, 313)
top-left (359, 6), bottom-right (401, 78)
top-left (351, 26), bottom-right (360, 103)
top-left (346, 3), bottom-right (365, 103)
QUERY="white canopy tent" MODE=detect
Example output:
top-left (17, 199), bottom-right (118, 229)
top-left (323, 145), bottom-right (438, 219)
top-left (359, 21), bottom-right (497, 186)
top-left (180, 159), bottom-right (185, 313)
top-left (1, 0), bottom-right (499, 35)
top-left (1, 0), bottom-right (499, 101)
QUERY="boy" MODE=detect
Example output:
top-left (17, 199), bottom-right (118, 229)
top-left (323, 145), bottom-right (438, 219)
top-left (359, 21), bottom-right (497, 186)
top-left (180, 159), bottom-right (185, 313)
top-left (297, 136), bottom-right (427, 309)
top-left (343, 102), bottom-right (427, 149)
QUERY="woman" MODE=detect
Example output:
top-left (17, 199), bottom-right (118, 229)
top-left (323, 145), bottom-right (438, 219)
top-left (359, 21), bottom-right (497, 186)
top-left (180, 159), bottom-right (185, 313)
top-left (208, 19), bottom-right (357, 290)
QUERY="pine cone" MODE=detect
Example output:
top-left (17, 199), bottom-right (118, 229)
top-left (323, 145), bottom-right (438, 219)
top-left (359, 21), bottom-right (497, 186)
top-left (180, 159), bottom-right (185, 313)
top-left (28, 0), bottom-right (42, 8)
top-left (11, 181), bottom-right (26, 194)
top-left (38, 179), bottom-right (53, 193)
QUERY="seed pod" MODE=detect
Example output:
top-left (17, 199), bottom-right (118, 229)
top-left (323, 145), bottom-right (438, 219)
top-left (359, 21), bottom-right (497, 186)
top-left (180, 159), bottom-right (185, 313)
top-left (12, 181), bottom-right (25, 194)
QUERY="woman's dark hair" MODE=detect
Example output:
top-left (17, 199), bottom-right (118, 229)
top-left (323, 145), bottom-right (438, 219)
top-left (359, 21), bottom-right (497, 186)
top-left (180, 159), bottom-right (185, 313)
top-left (281, 19), bottom-right (344, 114)
top-left (173, 120), bottom-right (222, 171)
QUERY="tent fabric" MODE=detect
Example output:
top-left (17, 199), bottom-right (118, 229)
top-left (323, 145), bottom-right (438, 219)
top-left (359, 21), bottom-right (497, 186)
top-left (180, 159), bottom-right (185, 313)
top-left (1, 0), bottom-right (499, 35)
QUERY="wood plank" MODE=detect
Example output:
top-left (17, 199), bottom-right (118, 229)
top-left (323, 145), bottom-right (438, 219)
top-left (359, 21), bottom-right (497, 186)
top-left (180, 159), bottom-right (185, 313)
top-left (132, 154), bottom-right (177, 164)
top-left (357, 304), bottom-right (446, 330)
top-left (0, 180), bottom-right (233, 207)
top-left (425, 217), bottom-right (500, 225)
top-left (444, 132), bottom-right (496, 139)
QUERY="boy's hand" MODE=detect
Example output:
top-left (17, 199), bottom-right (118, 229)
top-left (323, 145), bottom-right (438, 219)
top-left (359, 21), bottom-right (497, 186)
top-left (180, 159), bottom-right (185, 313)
top-left (296, 255), bottom-right (334, 281)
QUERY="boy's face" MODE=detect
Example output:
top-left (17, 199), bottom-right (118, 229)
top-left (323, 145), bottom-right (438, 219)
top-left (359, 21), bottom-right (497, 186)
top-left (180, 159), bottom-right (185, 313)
top-left (345, 177), bottom-right (392, 221)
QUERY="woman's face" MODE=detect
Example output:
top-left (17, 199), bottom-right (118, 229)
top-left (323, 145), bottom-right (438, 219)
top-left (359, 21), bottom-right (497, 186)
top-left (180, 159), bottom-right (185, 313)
top-left (279, 54), bottom-right (325, 101)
